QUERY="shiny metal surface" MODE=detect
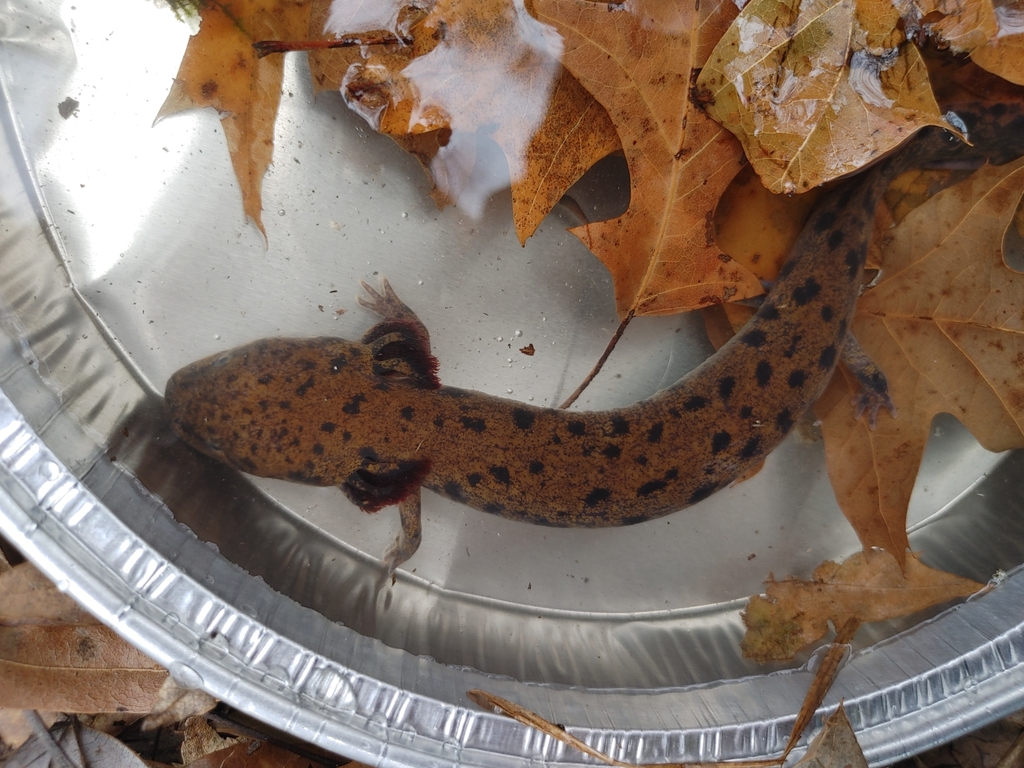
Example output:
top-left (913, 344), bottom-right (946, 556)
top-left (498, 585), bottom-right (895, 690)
top-left (2, 1), bottom-right (1024, 765)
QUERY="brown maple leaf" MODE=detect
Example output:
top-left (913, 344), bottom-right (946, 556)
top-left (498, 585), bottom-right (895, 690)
top-left (532, 0), bottom-right (764, 318)
top-left (814, 156), bottom-right (1024, 559)
top-left (159, 0), bottom-right (313, 237)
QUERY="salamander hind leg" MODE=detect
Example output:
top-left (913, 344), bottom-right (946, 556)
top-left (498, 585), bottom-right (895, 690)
top-left (841, 333), bottom-right (896, 428)
top-left (358, 278), bottom-right (440, 389)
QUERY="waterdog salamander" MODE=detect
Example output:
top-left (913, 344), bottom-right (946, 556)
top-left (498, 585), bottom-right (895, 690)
top-left (164, 103), bottom-right (1024, 572)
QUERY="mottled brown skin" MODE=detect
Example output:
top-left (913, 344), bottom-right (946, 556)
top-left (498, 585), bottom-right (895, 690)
top-left (165, 104), bottom-right (1024, 571)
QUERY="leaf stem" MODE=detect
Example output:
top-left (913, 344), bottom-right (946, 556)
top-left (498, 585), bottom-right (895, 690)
top-left (253, 32), bottom-right (413, 59)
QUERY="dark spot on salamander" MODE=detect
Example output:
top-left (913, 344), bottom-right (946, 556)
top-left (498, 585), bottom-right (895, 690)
top-left (814, 208), bottom-right (838, 233)
top-left (635, 455), bottom-right (648, 466)
top-left (742, 329), bottom-right (767, 347)
top-left (838, 318), bottom-right (847, 338)
top-left (433, 416), bottom-right (445, 428)
top-left (760, 304), bottom-right (780, 321)
top-left (740, 436), bottom-right (761, 459)
top-left (512, 408), bottom-right (536, 430)
top-left (783, 334), bottom-right (802, 359)
top-left (279, 400), bottom-right (291, 409)
top-left (821, 305), bottom-right (834, 322)
top-left (329, 355), bottom-right (347, 372)
top-left (467, 472), bottom-right (483, 487)
top-left (567, 420), bottom-right (586, 436)
top-left (719, 376), bottom-right (736, 399)
top-left (461, 416), bottom-right (487, 433)
top-left (610, 416), bottom-right (630, 435)
top-left (740, 405), bottom-right (753, 418)
top-left (529, 460), bottom-right (545, 474)
top-left (648, 422), bottom-right (664, 443)
top-left (358, 446), bottom-right (378, 461)
top-left (584, 487), bottom-right (612, 507)
top-left (792, 278), bottom-right (821, 306)
top-left (827, 228), bottom-right (846, 249)
top-left (777, 408), bottom-right (794, 433)
top-left (602, 444), bottom-right (621, 459)
top-left (239, 457), bottom-right (257, 471)
top-left (296, 376), bottom-right (315, 396)
top-left (665, 468), bottom-right (679, 481)
top-left (788, 369), bottom-right (806, 388)
top-left (313, 443), bottom-right (324, 455)
top-left (489, 466), bottom-right (510, 485)
top-left (756, 360), bottom-right (773, 387)
top-left (444, 481), bottom-right (467, 502)
top-left (342, 393), bottom-right (367, 415)
top-left (484, 502), bottom-right (504, 515)
top-left (400, 406), bottom-right (414, 421)
top-left (258, 399), bottom-right (269, 412)
top-left (684, 395), bottom-right (708, 412)
top-left (845, 247), bottom-right (861, 278)
top-left (688, 482), bottom-right (717, 504)
top-left (342, 431), bottom-right (351, 442)
top-left (320, 422), bottom-right (336, 433)
top-left (778, 258), bottom-right (796, 279)
top-left (711, 430), bottom-right (731, 454)
top-left (819, 344), bottom-right (837, 369)
top-left (637, 479), bottom-right (667, 496)
top-left (257, 374), bottom-right (273, 385)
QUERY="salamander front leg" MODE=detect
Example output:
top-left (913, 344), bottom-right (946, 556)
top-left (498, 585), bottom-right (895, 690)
top-left (382, 491), bottom-right (424, 582)
top-left (841, 334), bottom-right (896, 428)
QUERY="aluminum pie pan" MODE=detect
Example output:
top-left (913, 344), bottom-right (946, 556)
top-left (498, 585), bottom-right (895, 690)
top-left (3, 0), bottom-right (1024, 764)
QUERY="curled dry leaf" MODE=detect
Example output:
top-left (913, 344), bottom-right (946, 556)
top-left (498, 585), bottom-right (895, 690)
top-left (325, 0), bottom-right (620, 241)
top-left (741, 550), bottom-right (983, 661)
top-left (814, 156), bottom-right (1024, 558)
top-left (141, 676), bottom-right (217, 731)
top-left (532, 0), bottom-right (764, 317)
top-left (158, 0), bottom-right (313, 237)
top-left (4, 718), bottom-right (149, 768)
top-left (697, 0), bottom-right (949, 194)
top-left (796, 704), bottom-right (868, 768)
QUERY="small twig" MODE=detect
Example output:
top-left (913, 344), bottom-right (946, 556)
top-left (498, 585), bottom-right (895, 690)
top-left (468, 689), bottom-right (782, 768)
top-left (996, 729), bottom-right (1024, 768)
top-left (253, 32), bottom-right (413, 58)
top-left (559, 310), bottom-right (634, 409)
top-left (25, 712), bottom-right (80, 768)
top-left (782, 618), bottom-right (861, 759)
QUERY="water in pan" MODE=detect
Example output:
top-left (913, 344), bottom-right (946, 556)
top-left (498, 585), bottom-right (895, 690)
top-left (0, 0), bottom-right (1016, 692)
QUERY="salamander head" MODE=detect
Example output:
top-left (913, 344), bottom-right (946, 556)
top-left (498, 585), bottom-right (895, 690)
top-left (165, 335), bottom-right (433, 510)
top-left (165, 336), bottom-right (379, 475)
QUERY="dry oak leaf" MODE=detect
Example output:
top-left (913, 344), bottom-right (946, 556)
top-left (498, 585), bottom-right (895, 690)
top-left (185, 738), bottom-right (319, 768)
top-left (697, 0), bottom-right (949, 195)
top-left (532, 0), bottom-right (764, 318)
top-left (159, 0), bottom-right (313, 236)
top-left (970, 1), bottom-right (1024, 85)
top-left (741, 550), bottom-right (983, 661)
top-left (814, 156), bottom-right (1024, 560)
top-left (916, 0), bottom-right (997, 52)
top-left (333, 0), bottom-right (620, 242)
top-left (0, 561), bottom-right (167, 713)
top-left (797, 704), bottom-right (868, 768)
